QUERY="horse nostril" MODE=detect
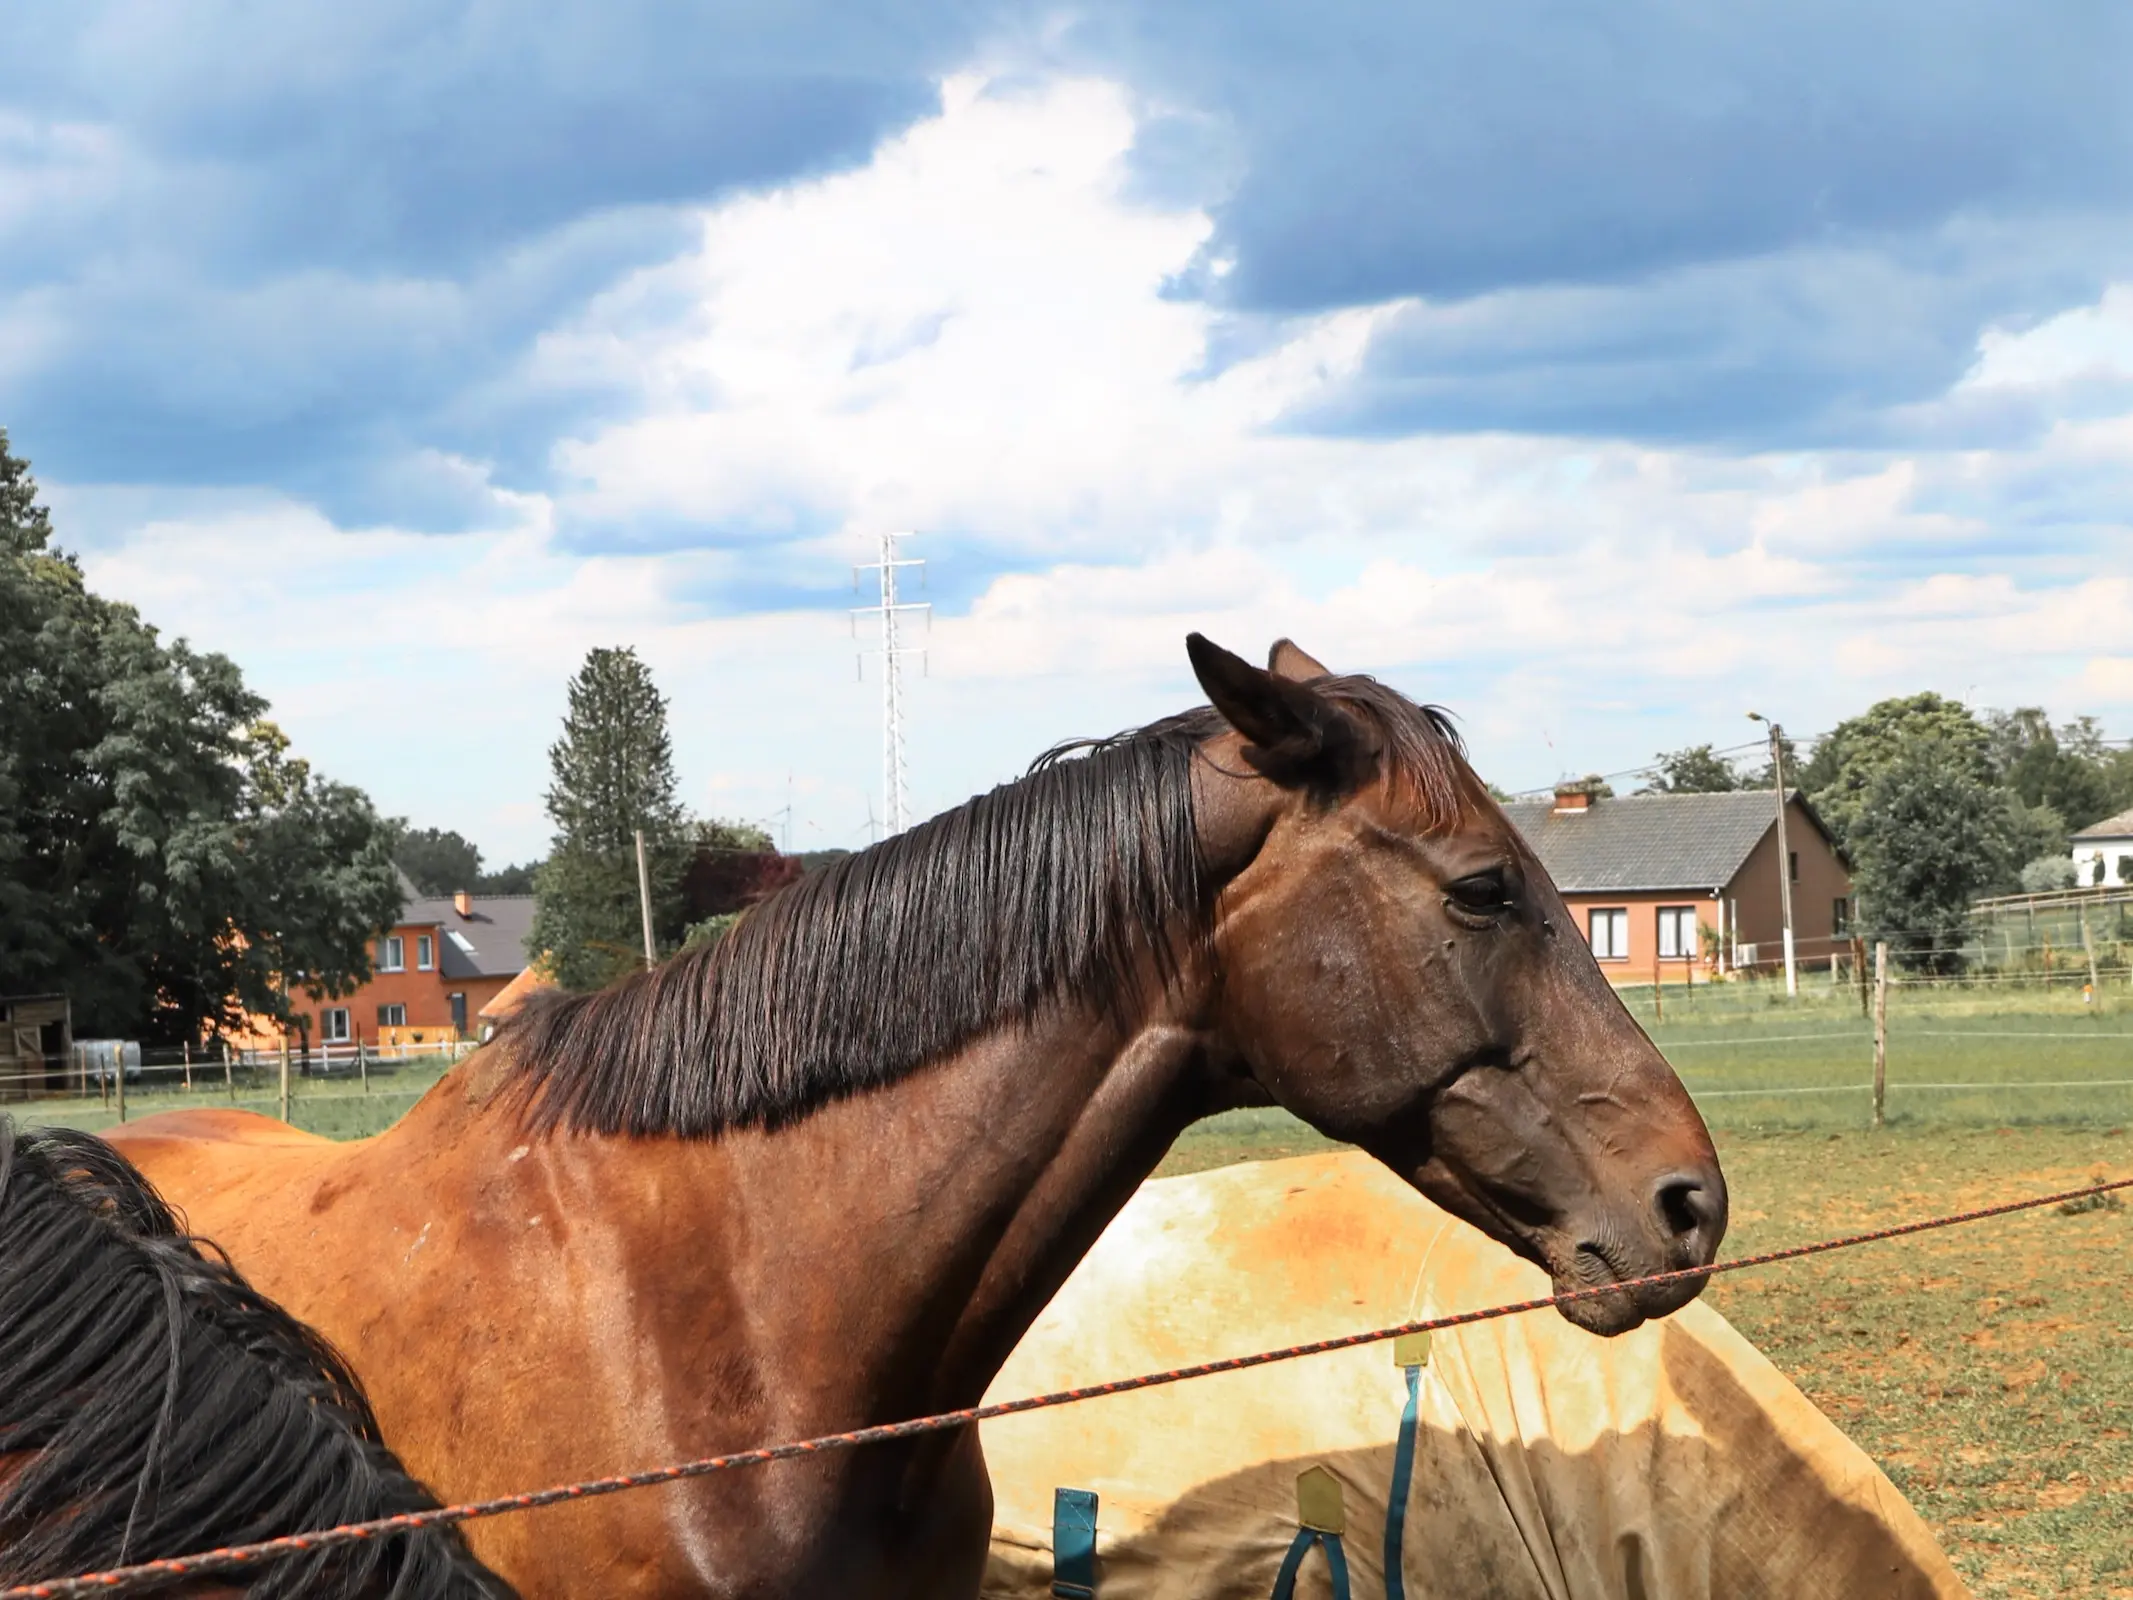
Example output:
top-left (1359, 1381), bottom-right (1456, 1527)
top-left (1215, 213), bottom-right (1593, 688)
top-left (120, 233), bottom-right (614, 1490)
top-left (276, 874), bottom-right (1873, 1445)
top-left (1653, 1171), bottom-right (1725, 1251)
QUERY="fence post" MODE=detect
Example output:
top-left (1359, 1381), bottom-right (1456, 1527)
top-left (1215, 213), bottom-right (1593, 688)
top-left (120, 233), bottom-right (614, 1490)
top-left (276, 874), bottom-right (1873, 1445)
top-left (359, 1033), bottom-right (370, 1094)
top-left (1872, 941), bottom-right (1888, 1130)
top-left (1853, 935), bottom-right (1868, 1017)
top-left (115, 1044), bottom-right (127, 1123)
top-left (279, 1035), bottom-right (292, 1125)
top-left (1652, 954), bottom-right (1662, 1022)
top-left (2079, 909), bottom-right (2102, 1010)
top-left (182, 1038), bottom-right (192, 1092)
top-left (223, 1041), bottom-right (234, 1098)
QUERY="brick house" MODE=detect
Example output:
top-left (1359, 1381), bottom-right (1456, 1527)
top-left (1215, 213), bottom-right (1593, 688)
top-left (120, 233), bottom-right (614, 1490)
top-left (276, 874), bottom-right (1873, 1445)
top-left (1500, 786), bottom-right (1853, 980)
top-left (300, 878), bottom-right (536, 1048)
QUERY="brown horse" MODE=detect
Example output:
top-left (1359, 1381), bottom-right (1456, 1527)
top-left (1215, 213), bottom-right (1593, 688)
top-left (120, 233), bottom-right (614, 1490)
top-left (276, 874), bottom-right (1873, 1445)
top-left (108, 636), bottom-right (1726, 1599)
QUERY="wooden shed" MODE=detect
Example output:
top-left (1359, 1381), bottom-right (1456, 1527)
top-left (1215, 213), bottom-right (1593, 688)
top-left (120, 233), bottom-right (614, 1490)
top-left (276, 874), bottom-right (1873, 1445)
top-left (1, 994), bottom-right (73, 1102)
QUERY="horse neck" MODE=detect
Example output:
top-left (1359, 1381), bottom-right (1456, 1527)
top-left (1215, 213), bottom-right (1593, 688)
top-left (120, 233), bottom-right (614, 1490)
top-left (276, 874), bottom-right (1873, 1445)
top-left (529, 960), bottom-right (1226, 1429)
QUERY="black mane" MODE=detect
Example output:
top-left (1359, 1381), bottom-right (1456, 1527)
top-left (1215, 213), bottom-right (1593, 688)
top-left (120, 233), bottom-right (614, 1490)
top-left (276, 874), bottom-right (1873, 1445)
top-left (0, 1120), bottom-right (512, 1598)
top-left (504, 678), bottom-right (1467, 1139)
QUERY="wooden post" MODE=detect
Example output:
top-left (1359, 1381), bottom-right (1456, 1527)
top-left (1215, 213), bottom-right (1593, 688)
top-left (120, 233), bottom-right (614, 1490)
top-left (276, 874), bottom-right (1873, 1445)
top-left (223, 1041), bottom-right (234, 1099)
top-left (115, 1044), bottom-right (127, 1123)
top-left (279, 1034), bottom-right (291, 1125)
top-left (2080, 909), bottom-right (2102, 1010)
top-left (359, 1030), bottom-right (370, 1094)
top-left (182, 1038), bottom-right (192, 1092)
top-left (1853, 935), bottom-right (1869, 1017)
top-left (98, 1045), bottom-right (109, 1108)
top-left (1872, 941), bottom-right (1888, 1130)
top-left (1652, 953), bottom-right (1663, 1022)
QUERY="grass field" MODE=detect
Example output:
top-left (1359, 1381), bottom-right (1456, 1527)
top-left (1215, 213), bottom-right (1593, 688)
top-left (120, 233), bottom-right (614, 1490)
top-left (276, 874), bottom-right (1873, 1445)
top-left (15, 991), bottom-right (2131, 1594)
top-left (10, 1058), bottom-right (456, 1141)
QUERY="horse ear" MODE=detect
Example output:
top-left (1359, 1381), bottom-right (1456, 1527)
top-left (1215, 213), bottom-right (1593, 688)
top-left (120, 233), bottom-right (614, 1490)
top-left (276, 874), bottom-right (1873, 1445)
top-left (1267, 639), bottom-right (1332, 682)
top-left (1185, 633), bottom-right (1379, 791)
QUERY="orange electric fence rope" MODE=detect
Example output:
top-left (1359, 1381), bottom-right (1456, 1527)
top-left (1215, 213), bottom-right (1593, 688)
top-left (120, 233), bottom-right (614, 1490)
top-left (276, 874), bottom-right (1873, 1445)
top-left (8, 1172), bottom-right (2131, 1599)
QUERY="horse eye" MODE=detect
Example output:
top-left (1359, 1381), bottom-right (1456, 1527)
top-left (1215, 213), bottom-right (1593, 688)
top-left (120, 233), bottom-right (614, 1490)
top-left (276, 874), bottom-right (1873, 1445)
top-left (1445, 872), bottom-right (1511, 914)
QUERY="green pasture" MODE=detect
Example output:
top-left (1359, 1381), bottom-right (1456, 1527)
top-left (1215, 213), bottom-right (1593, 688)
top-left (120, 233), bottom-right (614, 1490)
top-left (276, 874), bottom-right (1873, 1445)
top-left (1637, 980), bottom-right (2133, 1132)
top-left (1158, 985), bottom-right (2133, 1170)
top-left (11, 1058), bottom-right (457, 1141)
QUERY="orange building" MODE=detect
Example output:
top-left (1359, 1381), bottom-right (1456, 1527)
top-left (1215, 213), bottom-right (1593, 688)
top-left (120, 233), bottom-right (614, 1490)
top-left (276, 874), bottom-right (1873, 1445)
top-left (1501, 785), bottom-right (1852, 981)
top-left (299, 878), bottom-right (536, 1048)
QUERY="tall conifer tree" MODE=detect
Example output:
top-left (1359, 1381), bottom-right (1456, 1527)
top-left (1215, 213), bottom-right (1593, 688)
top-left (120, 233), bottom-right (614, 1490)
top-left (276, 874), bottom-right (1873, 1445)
top-left (529, 648), bottom-right (690, 989)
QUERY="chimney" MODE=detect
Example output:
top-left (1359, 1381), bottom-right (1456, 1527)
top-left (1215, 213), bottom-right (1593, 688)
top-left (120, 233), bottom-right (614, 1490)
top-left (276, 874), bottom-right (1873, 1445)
top-left (453, 889), bottom-right (472, 917)
top-left (1552, 782), bottom-right (1595, 814)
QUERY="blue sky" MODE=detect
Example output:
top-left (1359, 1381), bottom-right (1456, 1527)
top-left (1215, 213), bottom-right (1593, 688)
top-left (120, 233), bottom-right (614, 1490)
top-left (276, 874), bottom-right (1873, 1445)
top-left (5, 2), bottom-right (2131, 861)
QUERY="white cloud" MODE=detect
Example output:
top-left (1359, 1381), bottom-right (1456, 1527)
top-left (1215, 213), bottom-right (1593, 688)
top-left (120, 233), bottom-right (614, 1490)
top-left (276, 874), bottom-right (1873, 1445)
top-left (56, 66), bottom-right (2133, 858)
top-left (1963, 286), bottom-right (2133, 390)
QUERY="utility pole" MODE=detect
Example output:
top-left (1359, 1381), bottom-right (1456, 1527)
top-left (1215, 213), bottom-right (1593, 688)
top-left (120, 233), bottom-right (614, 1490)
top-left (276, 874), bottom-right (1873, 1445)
top-left (852, 532), bottom-right (929, 836)
top-left (1748, 711), bottom-right (1798, 997)
top-left (635, 828), bottom-right (657, 970)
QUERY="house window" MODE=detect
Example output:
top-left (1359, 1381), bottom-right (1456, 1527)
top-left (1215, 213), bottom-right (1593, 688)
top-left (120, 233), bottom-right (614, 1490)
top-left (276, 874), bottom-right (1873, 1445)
top-left (417, 934), bottom-right (434, 971)
top-left (377, 935), bottom-right (404, 972)
top-left (1587, 908), bottom-right (1629, 962)
top-left (1789, 851), bottom-right (1799, 883)
top-left (449, 993), bottom-right (467, 1036)
top-left (1656, 907), bottom-right (1698, 960)
top-left (321, 1007), bottom-right (350, 1043)
top-left (377, 1003), bottom-right (407, 1028)
top-left (1833, 897), bottom-right (1851, 936)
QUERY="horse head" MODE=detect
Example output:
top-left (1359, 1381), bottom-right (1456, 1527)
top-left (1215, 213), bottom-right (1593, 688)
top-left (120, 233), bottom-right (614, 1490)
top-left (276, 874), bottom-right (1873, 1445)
top-left (1188, 634), bottom-right (1726, 1335)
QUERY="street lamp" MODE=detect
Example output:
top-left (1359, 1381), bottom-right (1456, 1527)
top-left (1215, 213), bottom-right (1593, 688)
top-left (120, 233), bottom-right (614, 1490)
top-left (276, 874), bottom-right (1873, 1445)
top-left (1747, 712), bottom-right (1798, 997)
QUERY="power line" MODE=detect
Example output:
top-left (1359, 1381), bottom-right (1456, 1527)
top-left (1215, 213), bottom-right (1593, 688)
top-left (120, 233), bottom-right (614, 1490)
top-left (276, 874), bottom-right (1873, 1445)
top-left (1501, 732), bottom-right (1824, 800)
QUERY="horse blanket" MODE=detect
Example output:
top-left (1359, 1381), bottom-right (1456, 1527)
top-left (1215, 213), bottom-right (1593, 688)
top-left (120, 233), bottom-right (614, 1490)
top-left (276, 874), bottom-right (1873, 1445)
top-left (981, 1152), bottom-right (1966, 1600)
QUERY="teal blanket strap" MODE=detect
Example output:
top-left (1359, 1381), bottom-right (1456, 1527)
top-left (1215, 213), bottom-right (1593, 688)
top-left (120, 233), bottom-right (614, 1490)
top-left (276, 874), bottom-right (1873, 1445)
top-left (1382, 1361), bottom-right (1423, 1600)
top-left (1052, 1486), bottom-right (1098, 1599)
top-left (1269, 1526), bottom-right (1351, 1600)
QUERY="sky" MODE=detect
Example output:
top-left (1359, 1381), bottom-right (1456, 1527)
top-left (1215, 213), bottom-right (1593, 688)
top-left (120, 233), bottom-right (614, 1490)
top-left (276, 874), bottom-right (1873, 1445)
top-left (4, 2), bottom-right (2131, 863)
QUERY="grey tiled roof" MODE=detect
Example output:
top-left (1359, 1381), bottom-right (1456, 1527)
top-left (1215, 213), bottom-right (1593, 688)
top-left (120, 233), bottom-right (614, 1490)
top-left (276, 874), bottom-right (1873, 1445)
top-left (1499, 791), bottom-right (1822, 894)
top-left (2072, 806), bottom-right (2133, 841)
top-left (399, 894), bottom-right (535, 979)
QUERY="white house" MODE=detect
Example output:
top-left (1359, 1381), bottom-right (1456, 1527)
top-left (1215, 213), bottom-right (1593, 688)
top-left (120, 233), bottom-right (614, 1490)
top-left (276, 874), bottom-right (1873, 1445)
top-left (2070, 806), bottom-right (2133, 889)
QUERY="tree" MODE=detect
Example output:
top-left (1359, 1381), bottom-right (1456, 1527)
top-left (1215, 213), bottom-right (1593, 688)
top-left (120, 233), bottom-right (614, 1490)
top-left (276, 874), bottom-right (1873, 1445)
top-left (1640, 745), bottom-right (1740, 794)
top-left (385, 820), bottom-right (540, 895)
top-left (1798, 693), bottom-right (1991, 854)
top-left (475, 859), bottom-right (541, 895)
top-left (1849, 732), bottom-right (2029, 969)
top-left (1985, 708), bottom-right (2113, 846)
top-left (2020, 855), bottom-right (2077, 893)
top-left (0, 430), bottom-right (401, 1042)
top-left (679, 819), bottom-right (799, 937)
top-left (1, 424), bottom-right (54, 557)
top-left (2102, 748), bottom-right (2133, 818)
top-left (528, 648), bottom-right (691, 990)
top-left (390, 825), bottom-right (485, 896)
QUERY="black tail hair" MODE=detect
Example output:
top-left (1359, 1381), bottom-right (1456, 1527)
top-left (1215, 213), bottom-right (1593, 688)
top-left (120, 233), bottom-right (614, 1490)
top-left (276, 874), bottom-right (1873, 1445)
top-left (0, 1119), bottom-right (514, 1597)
